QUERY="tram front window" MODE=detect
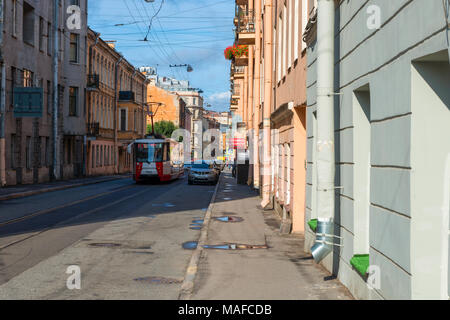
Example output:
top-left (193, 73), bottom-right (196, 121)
top-left (136, 143), bottom-right (164, 163)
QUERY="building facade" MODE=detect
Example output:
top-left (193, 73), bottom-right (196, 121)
top-left (230, 0), bottom-right (309, 233)
top-left (86, 28), bottom-right (121, 177)
top-left (116, 59), bottom-right (148, 174)
top-left (0, 0), bottom-right (87, 186)
top-left (304, 0), bottom-right (450, 300)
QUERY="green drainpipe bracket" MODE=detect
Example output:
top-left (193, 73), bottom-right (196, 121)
top-left (350, 254), bottom-right (370, 277)
top-left (308, 219), bottom-right (318, 232)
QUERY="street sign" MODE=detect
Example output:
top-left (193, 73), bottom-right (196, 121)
top-left (13, 87), bottom-right (43, 118)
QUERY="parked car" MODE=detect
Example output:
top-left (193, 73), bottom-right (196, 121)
top-left (188, 162), bottom-right (219, 185)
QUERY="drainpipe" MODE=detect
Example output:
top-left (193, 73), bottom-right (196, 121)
top-left (253, 0), bottom-right (262, 190)
top-left (114, 56), bottom-right (123, 174)
top-left (261, 0), bottom-right (273, 208)
top-left (310, 0), bottom-right (336, 263)
top-left (0, 0), bottom-right (5, 187)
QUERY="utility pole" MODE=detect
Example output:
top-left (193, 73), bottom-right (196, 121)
top-left (0, 0), bottom-right (6, 187)
top-left (52, 0), bottom-right (60, 180)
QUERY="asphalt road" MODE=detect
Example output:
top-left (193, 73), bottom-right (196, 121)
top-left (0, 176), bottom-right (215, 299)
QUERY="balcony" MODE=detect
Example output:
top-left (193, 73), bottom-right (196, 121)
top-left (119, 91), bottom-right (135, 102)
top-left (231, 65), bottom-right (245, 79)
top-left (231, 84), bottom-right (240, 99)
top-left (87, 74), bottom-right (100, 91)
top-left (230, 98), bottom-right (239, 111)
top-left (236, 8), bottom-right (255, 45)
top-left (236, 0), bottom-right (248, 5)
top-left (87, 122), bottom-right (100, 137)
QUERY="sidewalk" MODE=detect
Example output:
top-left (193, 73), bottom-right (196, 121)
top-left (0, 175), bottom-right (130, 201)
top-left (185, 170), bottom-right (354, 300)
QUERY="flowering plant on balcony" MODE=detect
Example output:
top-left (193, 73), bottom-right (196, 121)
top-left (224, 45), bottom-right (249, 60)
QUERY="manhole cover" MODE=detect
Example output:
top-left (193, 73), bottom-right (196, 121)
top-left (89, 243), bottom-right (122, 248)
top-left (182, 241), bottom-right (198, 250)
top-left (134, 276), bottom-right (182, 284)
top-left (214, 216), bottom-right (243, 223)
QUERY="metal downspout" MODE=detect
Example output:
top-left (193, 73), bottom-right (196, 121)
top-left (310, 0), bottom-right (336, 263)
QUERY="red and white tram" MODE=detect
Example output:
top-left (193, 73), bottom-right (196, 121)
top-left (128, 137), bottom-right (184, 183)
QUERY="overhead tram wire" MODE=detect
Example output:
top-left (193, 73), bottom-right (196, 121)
top-left (130, 0), bottom-right (178, 79)
top-left (137, 0), bottom-right (183, 80)
top-left (122, 0), bottom-right (172, 69)
top-left (147, 1), bottom-right (186, 80)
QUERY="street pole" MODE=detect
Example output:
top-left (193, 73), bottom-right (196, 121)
top-left (0, 0), bottom-right (6, 187)
top-left (52, 0), bottom-right (60, 180)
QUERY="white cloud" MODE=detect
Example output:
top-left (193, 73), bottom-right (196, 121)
top-left (208, 91), bottom-right (231, 101)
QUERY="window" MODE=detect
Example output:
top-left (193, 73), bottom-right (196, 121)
top-left (92, 146), bottom-right (95, 168)
top-left (301, 0), bottom-right (308, 51)
top-left (283, 5), bottom-right (287, 77)
top-left (39, 17), bottom-right (44, 51)
top-left (47, 81), bottom-right (52, 114)
top-left (120, 108), bottom-right (127, 131)
top-left (69, 33), bottom-right (79, 63)
top-left (288, 0), bottom-right (292, 69)
top-left (69, 87), bottom-right (78, 116)
top-left (12, 0), bottom-right (18, 37)
top-left (23, 69), bottom-right (33, 87)
top-left (10, 134), bottom-right (16, 169)
top-left (23, 2), bottom-right (35, 45)
top-left (26, 136), bottom-right (32, 169)
top-left (45, 137), bottom-right (50, 166)
top-left (47, 22), bottom-right (52, 54)
top-left (277, 16), bottom-right (282, 82)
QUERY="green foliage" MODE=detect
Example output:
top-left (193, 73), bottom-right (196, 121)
top-left (147, 120), bottom-right (178, 138)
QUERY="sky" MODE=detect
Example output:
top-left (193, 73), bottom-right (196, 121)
top-left (88, 0), bottom-right (235, 112)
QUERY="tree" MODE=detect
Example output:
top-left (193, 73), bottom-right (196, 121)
top-left (147, 120), bottom-right (178, 138)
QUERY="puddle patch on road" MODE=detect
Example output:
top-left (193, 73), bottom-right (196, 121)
top-left (222, 198), bottom-right (232, 201)
top-left (213, 216), bottom-right (244, 223)
top-left (192, 219), bottom-right (204, 224)
top-left (190, 227), bottom-right (202, 230)
top-left (182, 241), bottom-right (199, 250)
top-left (134, 276), bottom-right (182, 284)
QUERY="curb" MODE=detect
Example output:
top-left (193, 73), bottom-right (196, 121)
top-left (0, 176), bottom-right (128, 202)
top-left (178, 171), bottom-right (224, 300)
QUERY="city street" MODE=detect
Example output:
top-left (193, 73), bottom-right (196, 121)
top-left (0, 176), bottom-right (215, 299)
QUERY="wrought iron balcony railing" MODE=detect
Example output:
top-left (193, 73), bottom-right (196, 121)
top-left (87, 74), bottom-right (100, 89)
top-left (87, 122), bottom-right (100, 136)
top-left (119, 91), bottom-right (136, 102)
top-left (236, 8), bottom-right (255, 33)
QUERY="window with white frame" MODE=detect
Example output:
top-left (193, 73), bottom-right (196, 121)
top-left (295, 0), bottom-right (300, 60)
top-left (302, 0), bottom-right (308, 50)
top-left (283, 4), bottom-right (287, 77)
top-left (288, 0), bottom-right (293, 69)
